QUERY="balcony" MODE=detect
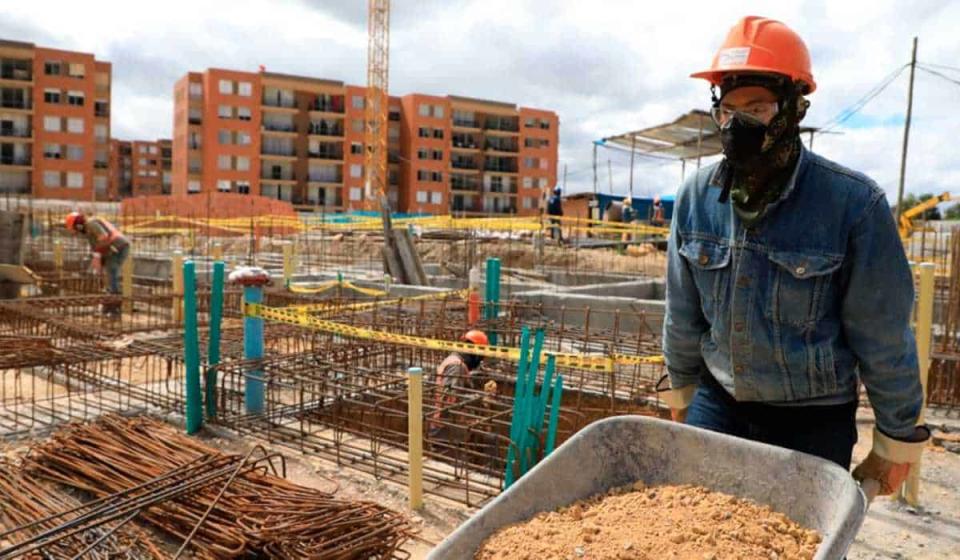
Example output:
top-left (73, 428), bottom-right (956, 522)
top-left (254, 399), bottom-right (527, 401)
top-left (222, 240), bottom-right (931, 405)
top-left (261, 146), bottom-right (296, 158)
top-left (451, 135), bottom-right (480, 150)
top-left (0, 126), bottom-right (31, 138)
top-left (485, 140), bottom-right (519, 153)
top-left (484, 119), bottom-right (519, 133)
top-left (310, 98), bottom-right (345, 114)
top-left (261, 169), bottom-right (297, 181)
top-left (484, 161), bottom-right (518, 173)
top-left (262, 123), bottom-right (297, 133)
top-left (484, 181), bottom-right (518, 194)
top-left (0, 155), bottom-right (31, 166)
top-left (307, 172), bottom-right (342, 184)
top-left (0, 99), bottom-right (31, 110)
top-left (95, 103), bottom-right (109, 118)
top-left (452, 159), bottom-right (479, 170)
top-left (451, 178), bottom-right (480, 192)
top-left (453, 118), bottom-right (480, 129)
top-left (262, 96), bottom-right (297, 109)
top-left (94, 161), bottom-right (109, 169)
top-left (308, 122), bottom-right (344, 137)
top-left (388, 153), bottom-right (400, 164)
top-left (188, 117), bottom-right (202, 125)
top-left (308, 149), bottom-right (343, 161)
top-left (0, 66), bottom-right (31, 81)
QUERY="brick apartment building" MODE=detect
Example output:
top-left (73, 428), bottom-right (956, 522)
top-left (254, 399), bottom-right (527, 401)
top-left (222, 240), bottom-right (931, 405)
top-left (110, 138), bottom-right (172, 198)
top-left (172, 68), bottom-right (558, 215)
top-left (0, 39), bottom-right (112, 201)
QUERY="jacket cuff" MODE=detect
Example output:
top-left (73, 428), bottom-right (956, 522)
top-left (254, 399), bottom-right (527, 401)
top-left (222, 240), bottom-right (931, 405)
top-left (872, 427), bottom-right (928, 464)
top-left (661, 385), bottom-right (696, 410)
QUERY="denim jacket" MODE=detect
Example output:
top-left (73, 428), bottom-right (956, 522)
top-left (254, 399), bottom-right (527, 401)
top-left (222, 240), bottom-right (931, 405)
top-left (663, 147), bottom-right (923, 439)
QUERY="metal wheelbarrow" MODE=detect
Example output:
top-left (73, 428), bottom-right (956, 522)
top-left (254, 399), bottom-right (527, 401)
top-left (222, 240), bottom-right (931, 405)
top-left (428, 415), bottom-right (868, 560)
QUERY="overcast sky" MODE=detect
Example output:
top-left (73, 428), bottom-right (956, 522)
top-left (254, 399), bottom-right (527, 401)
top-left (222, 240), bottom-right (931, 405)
top-left (4, 0), bottom-right (958, 202)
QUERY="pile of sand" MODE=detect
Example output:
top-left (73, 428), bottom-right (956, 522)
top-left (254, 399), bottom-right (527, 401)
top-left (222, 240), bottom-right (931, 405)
top-left (475, 483), bottom-right (820, 560)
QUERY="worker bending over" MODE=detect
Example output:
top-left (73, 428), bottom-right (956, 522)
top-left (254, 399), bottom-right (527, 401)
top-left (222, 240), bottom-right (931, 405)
top-left (662, 16), bottom-right (928, 497)
top-left (430, 330), bottom-right (493, 436)
top-left (65, 212), bottom-right (130, 317)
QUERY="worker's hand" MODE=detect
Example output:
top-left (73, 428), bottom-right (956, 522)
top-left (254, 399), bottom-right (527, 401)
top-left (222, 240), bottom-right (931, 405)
top-left (656, 375), bottom-right (695, 424)
top-left (670, 407), bottom-right (688, 423)
top-left (852, 426), bottom-right (930, 496)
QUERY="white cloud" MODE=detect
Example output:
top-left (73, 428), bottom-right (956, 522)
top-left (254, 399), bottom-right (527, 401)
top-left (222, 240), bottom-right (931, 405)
top-left (3, 0), bottom-right (957, 200)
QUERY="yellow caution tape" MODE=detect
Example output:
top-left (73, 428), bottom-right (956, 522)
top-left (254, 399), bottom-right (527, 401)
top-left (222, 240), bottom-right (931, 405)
top-left (287, 280), bottom-right (387, 297)
top-left (246, 302), bottom-right (663, 371)
top-left (289, 288), bottom-right (469, 314)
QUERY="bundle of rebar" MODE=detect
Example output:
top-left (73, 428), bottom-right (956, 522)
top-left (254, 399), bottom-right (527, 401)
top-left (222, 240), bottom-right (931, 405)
top-left (0, 461), bottom-right (166, 559)
top-left (24, 415), bottom-right (412, 559)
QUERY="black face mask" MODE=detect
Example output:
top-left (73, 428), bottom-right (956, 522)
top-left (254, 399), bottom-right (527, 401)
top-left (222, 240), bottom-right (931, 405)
top-left (462, 354), bottom-right (482, 371)
top-left (720, 112), bottom-right (768, 169)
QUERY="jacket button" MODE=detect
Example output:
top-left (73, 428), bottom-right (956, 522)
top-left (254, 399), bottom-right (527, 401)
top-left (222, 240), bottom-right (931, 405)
top-left (796, 266), bottom-right (806, 275)
top-left (699, 254), bottom-right (709, 265)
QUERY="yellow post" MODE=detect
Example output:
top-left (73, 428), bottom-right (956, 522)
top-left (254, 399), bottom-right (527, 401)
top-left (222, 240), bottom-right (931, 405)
top-left (172, 251), bottom-right (184, 324)
top-left (282, 243), bottom-right (293, 287)
top-left (900, 262), bottom-right (935, 505)
top-left (407, 366), bottom-right (424, 510)
top-left (121, 253), bottom-right (133, 314)
top-left (211, 242), bottom-right (223, 261)
top-left (53, 240), bottom-right (63, 294)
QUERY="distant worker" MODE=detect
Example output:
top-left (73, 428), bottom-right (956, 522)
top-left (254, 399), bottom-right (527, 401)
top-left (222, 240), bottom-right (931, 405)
top-left (65, 212), bottom-right (130, 317)
top-left (620, 197), bottom-right (636, 245)
top-left (430, 330), bottom-right (492, 436)
top-left (662, 16), bottom-right (928, 497)
top-left (650, 195), bottom-right (665, 227)
top-left (546, 185), bottom-right (564, 244)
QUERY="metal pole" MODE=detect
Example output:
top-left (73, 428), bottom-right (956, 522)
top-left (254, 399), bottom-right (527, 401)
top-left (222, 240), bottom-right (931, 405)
top-left (562, 163), bottom-right (567, 190)
top-left (592, 143), bottom-right (598, 195)
top-left (243, 285), bottom-right (265, 414)
top-left (628, 135), bottom-right (636, 198)
top-left (171, 251), bottom-right (183, 324)
top-left (206, 261), bottom-right (224, 419)
top-left (407, 366), bottom-right (424, 510)
top-left (895, 36), bottom-right (918, 220)
top-left (183, 260), bottom-right (202, 434)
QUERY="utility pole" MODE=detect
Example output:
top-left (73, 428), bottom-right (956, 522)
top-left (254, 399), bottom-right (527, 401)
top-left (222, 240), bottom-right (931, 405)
top-left (895, 36), bottom-right (918, 220)
top-left (562, 163), bottom-right (567, 190)
top-left (628, 135), bottom-right (636, 198)
top-left (592, 142), bottom-right (598, 195)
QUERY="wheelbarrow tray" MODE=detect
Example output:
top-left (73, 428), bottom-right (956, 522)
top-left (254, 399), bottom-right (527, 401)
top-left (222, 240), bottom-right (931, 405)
top-left (428, 415), bottom-right (866, 560)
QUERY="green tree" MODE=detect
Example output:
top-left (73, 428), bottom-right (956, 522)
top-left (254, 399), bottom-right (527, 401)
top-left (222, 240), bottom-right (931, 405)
top-left (945, 203), bottom-right (960, 221)
top-left (899, 193), bottom-right (942, 220)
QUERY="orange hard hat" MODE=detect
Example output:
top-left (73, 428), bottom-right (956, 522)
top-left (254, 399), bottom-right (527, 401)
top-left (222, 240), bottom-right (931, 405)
top-left (691, 16), bottom-right (816, 94)
top-left (65, 211), bottom-right (84, 231)
top-left (462, 329), bottom-right (489, 346)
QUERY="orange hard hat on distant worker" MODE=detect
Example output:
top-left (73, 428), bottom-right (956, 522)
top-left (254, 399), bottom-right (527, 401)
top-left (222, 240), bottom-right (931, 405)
top-left (64, 211), bottom-right (84, 231)
top-left (462, 330), bottom-right (489, 346)
top-left (691, 16), bottom-right (816, 94)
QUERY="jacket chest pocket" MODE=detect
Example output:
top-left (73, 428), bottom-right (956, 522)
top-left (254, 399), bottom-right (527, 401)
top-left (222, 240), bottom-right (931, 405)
top-left (765, 251), bottom-right (842, 328)
top-left (679, 239), bottom-right (731, 321)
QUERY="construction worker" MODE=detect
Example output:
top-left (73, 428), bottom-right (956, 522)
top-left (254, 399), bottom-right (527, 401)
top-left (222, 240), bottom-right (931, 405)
top-left (430, 330), bottom-right (491, 436)
top-left (662, 16), bottom-right (928, 497)
top-left (620, 197), bottom-right (636, 245)
top-left (650, 195), bottom-right (665, 227)
top-left (65, 212), bottom-right (130, 317)
top-left (546, 185), bottom-right (564, 244)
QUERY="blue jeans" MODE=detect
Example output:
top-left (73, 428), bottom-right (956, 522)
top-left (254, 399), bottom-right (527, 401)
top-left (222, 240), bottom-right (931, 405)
top-left (103, 245), bottom-right (130, 295)
top-left (686, 374), bottom-right (858, 469)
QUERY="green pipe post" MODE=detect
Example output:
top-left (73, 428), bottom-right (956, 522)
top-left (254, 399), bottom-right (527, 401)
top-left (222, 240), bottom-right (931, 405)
top-left (528, 355), bottom-right (556, 463)
top-left (504, 327), bottom-right (530, 488)
top-left (544, 375), bottom-right (564, 455)
top-left (205, 261), bottom-right (225, 419)
top-left (517, 329), bottom-right (545, 475)
top-left (182, 260), bottom-right (202, 434)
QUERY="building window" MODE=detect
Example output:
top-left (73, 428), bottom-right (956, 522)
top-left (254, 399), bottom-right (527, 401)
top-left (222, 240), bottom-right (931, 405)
top-left (352, 119), bottom-right (364, 133)
top-left (189, 82), bottom-right (203, 98)
top-left (138, 157), bottom-right (147, 166)
top-left (43, 171), bottom-right (60, 187)
top-left (149, 146), bottom-right (158, 154)
top-left (218, 155), bottom-right (232, 170)
top-left (523, 177), bottom-right (532, 189)
top-left (350, 142), bottom-right (362, 155)
top-left (349, 164), bottom-right (362, 178)
top-left (94, 124), bottom-right (107, 142)
top-left (138, 145), bottom-right (148, 154)
top-left (417, 148), bottom-right (428, 160)
top-left (44, 61), bottom-right (61, 75)
top-left (417, 170), bottom-right (429, 181)
top-left (237, 107), bottom-right (252, 121)
top-left (352, 96), bottom-right (364, 109)
top-left (187, 180), bottom-right (201, 193)
top-left (540, 158), bottom-right (548, 170)
top-left (433, 129), bottom-right (444, 139)
top-left (433, 105), bottom-right (445, 118)
top-left (430, 191), bottom-right (442, 204)
top-left (66, 118), bottom-right (84, 134)
top-left (418, 127), bottom-right (429, 138)
top-left (66, 146), bottom-right (84, 161)
top-left (416, 190), bottom-right (428, 203)
top-left (94, 175), bottom-right (107, 193)
top-left (538, 177), bottom-right (548, 189)
top-left (236, 156), bottom-right (250, 171)
top-left (523, 196), bottom-right (535, 209)
top-left (217, 180), bottom-right (231, 192)
top-left (432, 171), bottom-right (443, 182)
top-left (67, 90), bottom-right (84, 106)
top-left (540, 121), bottom-right (550, 130)
top-left (418, 104), bottom-right (430, 117)
top-left (349, 187), bottom-right (362, 201)
top-left (66, 172), bottom-right (83, 189)
top-left (523, 157), bottom-right (536, 169)
top-left (238, 82), bottom-right (252, 96)
top-left (218, 79), bottom-right (233, 94)
top-left (43, 144), bottom-right (61, 159)
top-left (43, 116), bottom-right (61, 132)
top-left (236, 180), bottom-right (250, 194)
top-left (388, 126), bottom-right (399, 139)
top-left (218, 130), bottom-right (232, 145)
top-left (237, 131), bottom-right (252, 145)
top-left (218, 105), bottom-right (232, 119)
top-left (44, 89), bottom-right (60, 103)
top-left (68, 63), bottom-right (85, 78)
top-left (432, 149), bottom-right (443, 161)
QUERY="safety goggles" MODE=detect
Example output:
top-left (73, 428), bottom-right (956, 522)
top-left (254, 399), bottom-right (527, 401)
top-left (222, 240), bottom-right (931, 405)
top-left (710, 101), bottom-right (779, 127)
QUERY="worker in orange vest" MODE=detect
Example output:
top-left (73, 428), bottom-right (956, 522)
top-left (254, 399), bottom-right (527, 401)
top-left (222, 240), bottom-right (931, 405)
top-left (430, 329), bottom-right (492, 436)
top-left (650, 195), bottom-right (665, 227)
top-left (65, 212), bottom-right (130, 317)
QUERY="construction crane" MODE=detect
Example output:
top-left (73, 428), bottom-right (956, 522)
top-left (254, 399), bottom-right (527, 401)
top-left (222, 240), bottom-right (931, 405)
top-left (363, 0), bottom-right (390, 213)
top-left (899, 192), bottom-right (953, 239)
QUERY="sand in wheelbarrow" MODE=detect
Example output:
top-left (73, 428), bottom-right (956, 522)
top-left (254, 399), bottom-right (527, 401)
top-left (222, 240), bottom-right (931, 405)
top-left (475, 483), bottom-right (821, 560)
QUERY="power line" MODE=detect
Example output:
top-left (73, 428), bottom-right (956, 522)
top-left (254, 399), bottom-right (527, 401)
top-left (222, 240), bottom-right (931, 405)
top-left (917, 65), bottom-right (960, 88)
top-left (919, 61), bottom-right (960, 73)
top-left (817, 63), bottom-right (909, 133)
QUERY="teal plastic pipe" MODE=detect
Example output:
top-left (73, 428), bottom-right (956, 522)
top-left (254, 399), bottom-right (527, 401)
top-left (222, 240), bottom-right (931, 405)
top-left (528, 355), bottom-right (556, 463)
top-left (504, 327), bottom-right (530, 488)
top-left (205, 261), bottom-right (224, 419)
top-left (182, 260), bottom-right (202, 434)
top-left (517, 329), bottom-right (545, 475)
top-left (545, 374), bottom-right (564, 455)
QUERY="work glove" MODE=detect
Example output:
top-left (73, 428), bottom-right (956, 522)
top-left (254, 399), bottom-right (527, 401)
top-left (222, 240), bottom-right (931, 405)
top-left (656, 374), bottom-right (696, 423)
top-left (852, 426), bottom-right (930, 496)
